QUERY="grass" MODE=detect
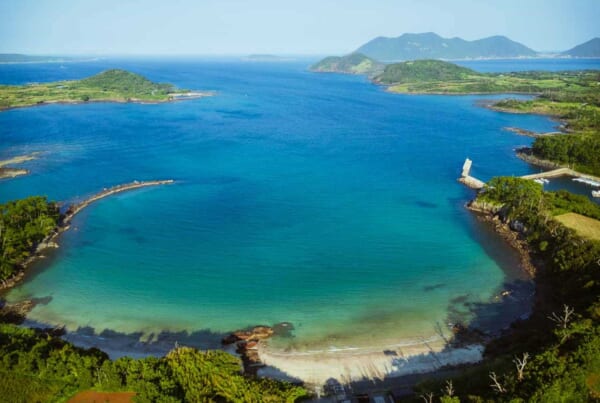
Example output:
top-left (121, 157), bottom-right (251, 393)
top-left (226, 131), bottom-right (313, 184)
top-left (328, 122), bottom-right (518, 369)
top-left (555, 212), bottom-right (600, 240)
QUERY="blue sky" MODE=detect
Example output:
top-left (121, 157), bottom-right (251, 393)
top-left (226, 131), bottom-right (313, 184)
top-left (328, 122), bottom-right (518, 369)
top-left (1, 0), bottom-right (598, 55)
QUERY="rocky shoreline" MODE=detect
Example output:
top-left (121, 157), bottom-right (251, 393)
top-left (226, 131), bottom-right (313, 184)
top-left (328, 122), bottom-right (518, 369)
top-left (466, 200), bottom-right (537, 277)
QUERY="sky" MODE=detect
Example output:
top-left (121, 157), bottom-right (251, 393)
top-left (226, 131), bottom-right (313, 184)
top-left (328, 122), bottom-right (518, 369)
top-left (0, 0), bottom-right (598, 55)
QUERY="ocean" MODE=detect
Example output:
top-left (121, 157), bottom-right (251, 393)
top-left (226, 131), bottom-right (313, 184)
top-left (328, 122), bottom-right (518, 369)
top-left (2, 57), bottom-right (599, 352)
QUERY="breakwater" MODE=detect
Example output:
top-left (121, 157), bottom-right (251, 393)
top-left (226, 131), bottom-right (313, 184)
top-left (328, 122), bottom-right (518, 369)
top-left (62, 180), bottom-right (175, 225)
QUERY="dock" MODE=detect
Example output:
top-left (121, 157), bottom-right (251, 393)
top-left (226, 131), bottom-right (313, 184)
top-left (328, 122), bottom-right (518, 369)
top-left (458, 158), bottom-right (600, 191)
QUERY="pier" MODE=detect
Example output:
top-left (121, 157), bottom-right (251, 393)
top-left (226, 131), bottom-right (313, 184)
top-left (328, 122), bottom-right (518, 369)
top-left (458, 158), bottom-right (600, 190)
top-left (458, 158), bottom-right (486, 189)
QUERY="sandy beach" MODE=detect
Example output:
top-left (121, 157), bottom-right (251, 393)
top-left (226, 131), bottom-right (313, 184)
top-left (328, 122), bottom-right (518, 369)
top-left (257, 337), bottom-right (483, 385)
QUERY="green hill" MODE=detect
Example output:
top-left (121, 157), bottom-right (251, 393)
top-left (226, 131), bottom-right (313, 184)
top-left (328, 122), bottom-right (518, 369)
top-left (76, 69), bottom-right (177, 96)
top-left (355, 32), bottom-right (537, 61)
top-left (375, 59), bottom-right (478, 84)
top-left (563, 38), bottom-right (600, 57)
top-left (310, 53), bottom-right (385, 76)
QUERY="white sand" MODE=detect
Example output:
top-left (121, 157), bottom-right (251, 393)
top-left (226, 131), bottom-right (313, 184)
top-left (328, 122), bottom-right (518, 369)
top-left (257, 337), bottom-right (483, 385)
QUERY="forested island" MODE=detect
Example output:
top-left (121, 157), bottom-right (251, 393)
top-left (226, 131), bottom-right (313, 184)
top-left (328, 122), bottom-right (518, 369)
top-left (0, 69), bottom-right (211, 111)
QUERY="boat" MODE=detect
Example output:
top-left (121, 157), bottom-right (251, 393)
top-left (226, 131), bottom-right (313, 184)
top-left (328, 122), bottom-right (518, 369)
top-left (592, 190), bottom-right (600, 198)
top-left (534, 179), bottom-right (546, 185)
top-left (573, 177), bottom-right (600, 187)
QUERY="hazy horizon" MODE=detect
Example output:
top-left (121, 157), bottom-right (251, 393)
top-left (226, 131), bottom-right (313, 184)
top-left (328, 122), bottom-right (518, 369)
top-left (1, 0), bottom-right (599, 56)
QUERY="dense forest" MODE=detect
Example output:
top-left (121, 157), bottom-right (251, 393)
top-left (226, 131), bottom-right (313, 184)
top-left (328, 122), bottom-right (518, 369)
top-left (412, 177), bottom-right (600, 401)
top-left (0, 196), bottom-right (59, 282)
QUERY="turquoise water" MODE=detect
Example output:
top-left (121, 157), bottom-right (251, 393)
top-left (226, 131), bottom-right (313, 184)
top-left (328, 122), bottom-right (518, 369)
top-left (1, 58), bottom-right (595, 350)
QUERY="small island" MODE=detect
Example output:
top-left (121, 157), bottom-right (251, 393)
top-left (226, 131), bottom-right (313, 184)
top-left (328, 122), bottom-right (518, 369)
top-left (0, 69), bottom-right (213, 111)
top-left (0, 153), bottom-right (38, 180)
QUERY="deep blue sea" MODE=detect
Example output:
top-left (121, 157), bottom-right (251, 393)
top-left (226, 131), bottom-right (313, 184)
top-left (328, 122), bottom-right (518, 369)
top-left (2, 57), bottom-right (599, 350)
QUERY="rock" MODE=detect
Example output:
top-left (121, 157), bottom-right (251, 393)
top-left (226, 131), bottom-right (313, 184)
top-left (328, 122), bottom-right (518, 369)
top-left (222, 325), bottom-right (274, 345)
top-left (0, 299), bottom-right (35, 324)
top-left (273, 322), bottom-right (295, 337)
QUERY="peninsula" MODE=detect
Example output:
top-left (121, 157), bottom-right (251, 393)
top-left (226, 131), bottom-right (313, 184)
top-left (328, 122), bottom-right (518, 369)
top-left (0, 69), bottom-right (212, 111)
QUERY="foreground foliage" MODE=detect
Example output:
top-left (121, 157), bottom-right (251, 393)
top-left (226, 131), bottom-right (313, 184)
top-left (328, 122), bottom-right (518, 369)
top-left (0, 69), bottom-right (188, 110)
top-left (415, 177), bottom-right (600, 401)
top-left (0, 196), bottom-right (59, 281)
top-left (0, 324), bottom-right (307, 402)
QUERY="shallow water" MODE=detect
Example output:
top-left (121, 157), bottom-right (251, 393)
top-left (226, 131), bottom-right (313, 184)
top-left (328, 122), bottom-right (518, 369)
top-left (1, 58), bottom-right (597, 350)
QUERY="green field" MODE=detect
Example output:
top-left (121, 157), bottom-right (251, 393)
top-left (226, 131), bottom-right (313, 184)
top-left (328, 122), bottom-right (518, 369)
top-left (555, 212), bottom-right (600, 240)
top-left (0, 69), bottom-right (190, 110)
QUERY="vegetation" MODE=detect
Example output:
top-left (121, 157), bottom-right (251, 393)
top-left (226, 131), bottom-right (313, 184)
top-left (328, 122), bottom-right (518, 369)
top-left (0, 196), bottom-right (59, 282)
top-left (379, 61), bottom-right (600, 96)
top-left (310, 53), bottom-right (384, 76)
top-left (0, 69), bottom-right (189, 110)
top-left (0, 323), bottom-right (307, 402)
top-left (555, 213), bottom-right (600, 240)
top-left (413, 177), bottom-right (600, 401)
top-left (375, 59), bottom-right (475, 85)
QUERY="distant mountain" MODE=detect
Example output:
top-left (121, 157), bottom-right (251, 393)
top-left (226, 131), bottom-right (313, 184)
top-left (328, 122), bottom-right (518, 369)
top-left (310, 53), bottom-right (385, 76)
top-left (374, 59), bottom-right (478, 85)
top-left (562, 38), bottom-right (600, 57)
top-left (355, 32), bottom-right (537, 61)
top-left (0, 53), bottom-right (73, 63)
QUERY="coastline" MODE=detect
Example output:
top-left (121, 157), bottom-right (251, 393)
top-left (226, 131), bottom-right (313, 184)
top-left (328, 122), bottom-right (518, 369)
top-left (0, 180), bottom-right (175, 291)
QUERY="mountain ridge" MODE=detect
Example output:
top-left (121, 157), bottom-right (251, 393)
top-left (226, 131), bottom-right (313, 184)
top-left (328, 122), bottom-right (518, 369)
top-left (355, 32), bottom-right (537, 61)
top-left (562, 38), bottom-right (600, 57)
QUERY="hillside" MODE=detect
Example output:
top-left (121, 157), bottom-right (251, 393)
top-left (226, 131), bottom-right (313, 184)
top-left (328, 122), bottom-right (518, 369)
top-left (0, 69), bottom-right (201, 110)
top-left (355, 32), bottom-right (537, 61)
top-left (310, 53), bottom-right (384, 76)
top-left (374, 59), bottom-right (477, 84)
top-left (563, 38), bottom-right (600, 57)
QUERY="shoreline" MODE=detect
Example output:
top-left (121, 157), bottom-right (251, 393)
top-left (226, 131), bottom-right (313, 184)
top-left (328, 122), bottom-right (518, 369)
top-left (0, 91), bottom-right (214, 113)
top-left (256, 339), bottom-right (483, 386)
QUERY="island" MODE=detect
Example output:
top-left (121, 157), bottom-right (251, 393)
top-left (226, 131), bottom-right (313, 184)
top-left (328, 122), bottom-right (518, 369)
top-left (0, 69), bottom-right (213, 111)
top-left (0, 153), bottom-right (38, 180)
top-left (0, 53), bottom-right (76, 64)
